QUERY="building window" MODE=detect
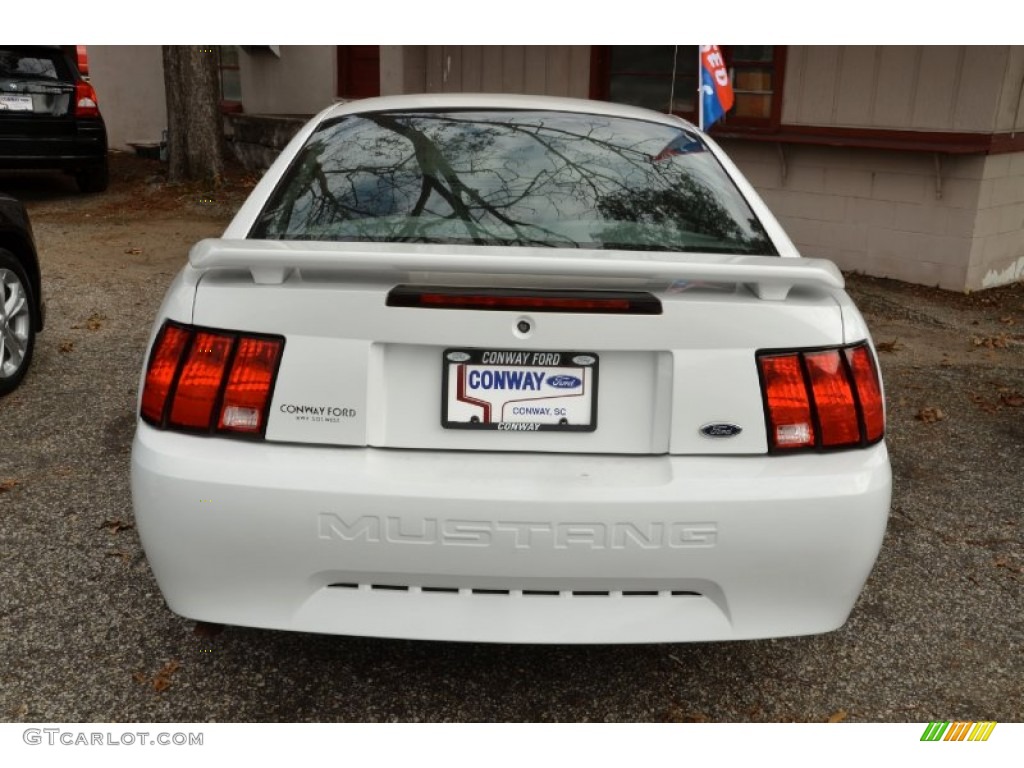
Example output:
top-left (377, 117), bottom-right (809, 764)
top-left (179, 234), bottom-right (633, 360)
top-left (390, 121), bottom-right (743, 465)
top-left (591, 46), bottom-right (784, 130)
top-left (336, 46), bottom-right (380, 100)
top-left (729, 46), bottom-right (778, 123)
top-left (219, 45), bottom-right (242, 111)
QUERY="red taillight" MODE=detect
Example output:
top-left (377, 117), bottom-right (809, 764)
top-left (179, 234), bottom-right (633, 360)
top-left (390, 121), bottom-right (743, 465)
top-left (422, 293), bottom-right (634, 312)
top-left (758, 342), bottom-right (884, 453)
top-left (759, 354), bottom-right (816, 450)
top-left (140, 325), bottom-right (190, 424)
top-left (805, 350), bottom-right (860, 447)
top-left (387, 286), bottom-right (662, 314)
top-left (74, 81), bottom-right (99, 117)
top-left (139, 322), bottom-right (284, 438)
top-left (75, 45), bottom-right (90, 77)
top-left (168, 331), bottom-right (234, 430)
top-left (217, 337), bottom-right (284, 433)
top-left (847, 345), bottom-right (885, 443)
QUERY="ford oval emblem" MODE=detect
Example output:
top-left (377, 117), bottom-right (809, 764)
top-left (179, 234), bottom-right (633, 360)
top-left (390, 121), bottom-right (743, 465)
top-left (547, 375), bottom-right (583, 389)
top-left (446, 351), bottom-right (471, 362)
top-left (572, 355), bottom-right (596, 366)
top-left (700, 423), bottom-right (743, 438)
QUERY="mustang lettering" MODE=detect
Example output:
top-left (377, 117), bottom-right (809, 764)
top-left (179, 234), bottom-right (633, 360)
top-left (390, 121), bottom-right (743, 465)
top-left (317, 514), bottom-right (718, 549)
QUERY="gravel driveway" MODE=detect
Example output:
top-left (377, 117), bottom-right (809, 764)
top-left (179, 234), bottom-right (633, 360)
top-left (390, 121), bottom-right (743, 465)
top-left (1, 157), bottom-right (1020, 722)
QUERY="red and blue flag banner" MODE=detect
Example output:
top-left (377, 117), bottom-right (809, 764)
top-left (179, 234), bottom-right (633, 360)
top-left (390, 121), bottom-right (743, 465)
top-left (699, 45), bottom-right (734, 131)
top-left (652, 131), bottom-right (704, 162)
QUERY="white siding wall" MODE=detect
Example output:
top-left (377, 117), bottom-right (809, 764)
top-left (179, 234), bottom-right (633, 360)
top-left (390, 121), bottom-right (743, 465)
top-left (994, 47), bottom-right (1024, 133)
top-left (784, 46), bottom-right (1012, 133)
top-left (388, 46), bottom-right (590, 98)
top-left (238, 46), bottom-right (336, 115)
top-left (87, 46), bottom-right (167, 150)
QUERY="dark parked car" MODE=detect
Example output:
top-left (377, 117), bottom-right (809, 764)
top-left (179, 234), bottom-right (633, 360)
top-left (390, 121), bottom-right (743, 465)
top-left (0, 45), bottom-right (108, 192)
top-left (0, 193), bottom-right (43, 395)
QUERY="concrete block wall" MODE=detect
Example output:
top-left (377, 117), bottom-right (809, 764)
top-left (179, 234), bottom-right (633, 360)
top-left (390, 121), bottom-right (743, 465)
top-left (716, 139), bottom-right (1021, 291)
top-left (227, 115), bottom-right (308, 171)
top-left (969, 152), bottom-right (1024, 288)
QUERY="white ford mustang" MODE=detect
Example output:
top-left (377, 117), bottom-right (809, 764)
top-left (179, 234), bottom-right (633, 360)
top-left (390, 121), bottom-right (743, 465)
top-left (131, 94), bottom-right (891, 643)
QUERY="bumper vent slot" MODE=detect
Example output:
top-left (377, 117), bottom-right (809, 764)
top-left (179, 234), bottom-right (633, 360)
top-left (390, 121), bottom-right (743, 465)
top-left (328, 582), bottom-right (700, 598)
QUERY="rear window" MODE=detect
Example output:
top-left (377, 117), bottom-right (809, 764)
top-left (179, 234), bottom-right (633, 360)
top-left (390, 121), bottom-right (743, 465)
top-left (0, 49), bottom-right (67, 81)
top-left (250, 110), bottom-right (777, 255)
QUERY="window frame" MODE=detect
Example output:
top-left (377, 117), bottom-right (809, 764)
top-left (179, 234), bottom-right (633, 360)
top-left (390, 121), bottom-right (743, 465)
top-left (590, 45), bottom-right (786, 132)
top-left (218, 45), bottom-right (242, 114)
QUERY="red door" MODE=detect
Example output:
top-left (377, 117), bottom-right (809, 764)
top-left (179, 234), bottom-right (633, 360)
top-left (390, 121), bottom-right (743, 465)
top-left (337, 46), bottom-right (380, 99)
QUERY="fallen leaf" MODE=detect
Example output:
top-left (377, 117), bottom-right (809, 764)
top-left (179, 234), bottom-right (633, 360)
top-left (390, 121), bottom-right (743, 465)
top-left (875, 340), bottom-right (902, 353)
top-left (59, 341), bottom-right (74, 353)
top-left (86, 313), bottom-right (106, 331)
top-left (969, 393), bottom-right (1000, 413)
top-left (915, 406), bottom-right (946, 423)
top-left (152, 660), bottom-right (180, 693)
top-left (999, 393), bottom-right (1024, 408)
top-left (124, 247), bottom-right (143, 255)
top-left (664, 706), bottom-right (709, 723)
top-left (828, 709), bottom-right (848, 723)
top-left (972, 334), bottom-right (1008, 349)
top-left (99, 518), bottom-right (134, 534)
top-left (193, 621), bottom-right (225, 638)
top-left (132, 672), bottom-right (148, 685)
top-left (993, 557), bottom-right (1023, 574)
top-left (0, 479), bottom-right (18, 493)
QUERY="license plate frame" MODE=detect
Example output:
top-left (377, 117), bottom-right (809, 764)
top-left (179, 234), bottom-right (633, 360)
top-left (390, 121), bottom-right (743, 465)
top-left (441, 348), bottom-right (599, 432)
top-left (0, 94), bottom-right (33, 112)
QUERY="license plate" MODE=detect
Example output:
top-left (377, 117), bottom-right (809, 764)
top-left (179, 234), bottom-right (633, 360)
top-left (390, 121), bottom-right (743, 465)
top-left (442, 349), bottom-right (598, 432)
top-left (0, 94), bottom-right (33, 112)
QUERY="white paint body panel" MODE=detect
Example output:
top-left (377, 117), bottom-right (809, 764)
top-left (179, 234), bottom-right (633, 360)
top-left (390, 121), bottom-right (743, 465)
top-left (133, 425), bottom-right (890, 643)
top-left (132, 95), bottom-right (891, 642)
top-left (188, 272), bottom-right (843, 455)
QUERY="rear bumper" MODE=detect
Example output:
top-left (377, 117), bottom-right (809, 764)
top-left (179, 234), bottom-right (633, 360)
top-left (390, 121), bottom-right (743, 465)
top-left (131, 424), bottom-right (891, 643)
top-left (0, 120), bottom-right (107, 170)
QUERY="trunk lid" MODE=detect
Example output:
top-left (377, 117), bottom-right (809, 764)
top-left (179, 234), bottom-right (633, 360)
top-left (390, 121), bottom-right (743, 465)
top-left (189, 239), bottom-right (846, 455)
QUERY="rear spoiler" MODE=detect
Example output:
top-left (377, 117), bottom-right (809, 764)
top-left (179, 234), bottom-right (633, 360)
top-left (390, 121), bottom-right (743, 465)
top-left (189, 239), bottom-right (844, 301)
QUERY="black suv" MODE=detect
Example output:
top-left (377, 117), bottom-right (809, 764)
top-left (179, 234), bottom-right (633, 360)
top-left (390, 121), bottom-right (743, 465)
top-left (0, 45), bottom-right (108, 192)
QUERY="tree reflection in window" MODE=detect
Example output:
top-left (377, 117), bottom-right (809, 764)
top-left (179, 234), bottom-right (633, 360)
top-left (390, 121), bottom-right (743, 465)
top-left (251, 110), bottom-right (776, 255)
